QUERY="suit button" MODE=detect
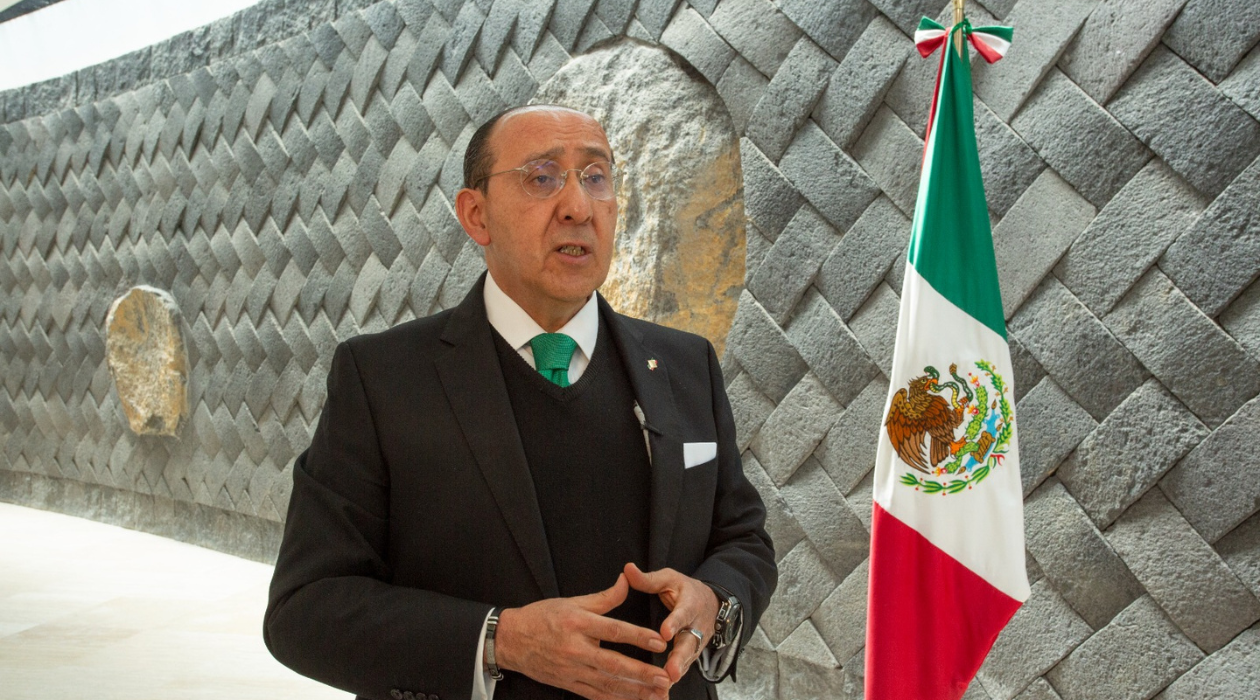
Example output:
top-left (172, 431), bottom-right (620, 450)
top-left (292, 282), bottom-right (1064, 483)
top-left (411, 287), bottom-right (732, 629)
top-left (429, 695), bottom-right (439, 700)
top-left (403, 692), bottom-right (415, 700)
top-left (390, 691), bottom-right (402, 700)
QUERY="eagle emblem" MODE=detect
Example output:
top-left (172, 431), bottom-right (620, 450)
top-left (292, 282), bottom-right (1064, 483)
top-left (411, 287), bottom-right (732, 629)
top-left (886, 360), bottom-right (1013, 495)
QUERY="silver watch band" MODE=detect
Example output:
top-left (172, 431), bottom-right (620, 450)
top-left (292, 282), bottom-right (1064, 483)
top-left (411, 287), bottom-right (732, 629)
top-left (485, 608), bottom-right (505, 681)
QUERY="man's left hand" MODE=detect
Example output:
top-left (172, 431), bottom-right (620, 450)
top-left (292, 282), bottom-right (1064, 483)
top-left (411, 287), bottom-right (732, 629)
top-left (623, 563), bottom-right (720, 685)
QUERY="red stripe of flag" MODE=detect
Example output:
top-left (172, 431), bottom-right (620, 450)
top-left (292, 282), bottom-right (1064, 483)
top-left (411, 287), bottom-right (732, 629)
top-left (865, 503), bottom-right (1022, 700)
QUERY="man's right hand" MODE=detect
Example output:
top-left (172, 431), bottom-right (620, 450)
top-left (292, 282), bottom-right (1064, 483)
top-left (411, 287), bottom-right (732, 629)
top-left (493, 573), bottom-right (672, 700)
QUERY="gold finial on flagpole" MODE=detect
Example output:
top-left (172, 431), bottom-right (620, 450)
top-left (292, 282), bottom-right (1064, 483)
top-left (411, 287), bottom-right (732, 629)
top-left (953, 0), bottom-right (964, 54)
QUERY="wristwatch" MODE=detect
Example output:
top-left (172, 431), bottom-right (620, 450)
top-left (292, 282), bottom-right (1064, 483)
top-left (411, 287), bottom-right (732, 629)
top-left (485, 607), bottom-right (505, 681)
top-left (706, 583), bottom-right (742, 651)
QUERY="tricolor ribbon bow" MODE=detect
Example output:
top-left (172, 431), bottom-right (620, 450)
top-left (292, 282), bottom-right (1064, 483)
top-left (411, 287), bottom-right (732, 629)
top-left (914, 17), bottom-right (1013, 64)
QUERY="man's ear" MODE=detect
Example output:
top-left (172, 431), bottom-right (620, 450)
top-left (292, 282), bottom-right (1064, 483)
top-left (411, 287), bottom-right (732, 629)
top-left (455, 187), bottom-right (491, 246)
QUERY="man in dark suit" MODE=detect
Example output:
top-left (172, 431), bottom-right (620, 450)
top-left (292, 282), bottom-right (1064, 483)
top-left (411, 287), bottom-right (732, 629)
top-left (263, 105), bottom-right (776, 700)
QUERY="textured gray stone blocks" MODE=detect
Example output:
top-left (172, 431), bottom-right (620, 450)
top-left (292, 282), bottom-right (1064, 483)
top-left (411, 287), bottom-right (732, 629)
top-left (975, 579), bottom-right (1093, 700)
top-left (1058, 0), bottom-right (1187, 104)
top-left (1163, 0), bottom-right (1260, 83)
top-left (744, 38), bottom-right (838, 162)
top-left (1107, 489), bottom-right (1260, 653)
top-left (1055, 160), bottom-right (1206, 315)
top-left (815, 376), bottom-right (888, 495)
top-left (974, 97), bottom-right (1046, 218)
top-left (1015, 377), bottom-right (1097, 496)
top-left (742, 451), bottom-right (807, 563)
top-left (440, 0), bottom-right (484, 79)
top-left (1012, 679), bottom-right (1060, 700)
top-left (472, 0), bottom-right (516, 73)
top-left (1105, 270), bottom-right (1260, 428)
top-left (1108, 46), bottom-right (1260, 198)
top-left (1222, 280), bottom-right (1260, 371)
top-left (1162, 395), bottom-right (1260, 544)
top-left (778, 0), bottom-right (876, 62)
top-left (852, 106), bottom-right (922, 217)
top-left (717, 646), bottom-right (778, 700)
top-left (660, 7), bottom-right (734, 85)
top-left (747, 207), bottom-right (839, 324)
top-left (866, 0), bottom-right (941, 34)
top-left (708, 0), bottom-right (801, 77)
top-left (727, 371), bottom-right (774, 452)
top-left (716, 56), bottom-right (767, 134)
top-left (1221, 46), bottom-right (1260, 122)
top-left (1025, 479), bottom-right (1144, 630)
top-left (541, 0), bottom-right (584, 50)
top-left (992, 170), bottom-right (1096, 319)
top-left (812, 14), bottom-right (909, 150)
top-left (848, 282), bottom-right (899, 377)
top-left (1219, 519), bottom-right (1260, 610)
top-left (1160, 155), bottom-right (1260, 318)
top-left (1009, 277), bottom-right (1148, 420)
top-left (1159, 625), bottom-right (1260, 699)
top-left (780, 458), bottom-right (868, 578)
top-left (739, 138), bottom-right (803, 240)
top-left (816, 196), bottom-right (910, 322)
top-left (1011, 69), bottom-right (1149, 208)
top-left (812, 558), bottom-right (868, 667)
top-left (785, 291), bottom-right (880, 407)
top-left (759, 538), bottom-right (840, 645)
top-left (1058, 379), bottom-right (1208, 527)
top-left (973, 0), bottom-right (1101, 122)
top-left (727, 290), bottom-right (808, 403)
top-left (1046, 595), bottom-right (1203, 700)
top-left (779, 121), bottom-right (881, 233)
top-left (751, 373), bottom-right (842, 486)
top-left (778, 634), bottom-right (847, 700)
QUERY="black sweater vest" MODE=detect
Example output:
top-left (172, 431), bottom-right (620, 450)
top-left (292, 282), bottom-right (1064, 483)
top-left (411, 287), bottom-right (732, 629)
top-left (493, 324), bottom-right (654, 661)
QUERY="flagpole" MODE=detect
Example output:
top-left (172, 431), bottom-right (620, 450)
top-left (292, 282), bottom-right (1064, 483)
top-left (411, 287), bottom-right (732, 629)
top-left (953, 0), bottom-right (964, 54)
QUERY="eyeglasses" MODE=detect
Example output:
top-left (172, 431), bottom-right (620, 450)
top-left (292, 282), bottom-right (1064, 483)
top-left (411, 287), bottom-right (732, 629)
top-left (476, 159), bottom-right (617, 201)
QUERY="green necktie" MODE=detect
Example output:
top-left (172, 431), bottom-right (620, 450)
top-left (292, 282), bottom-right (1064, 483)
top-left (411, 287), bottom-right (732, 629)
top-left (530, 333), bottom-right (578, 387)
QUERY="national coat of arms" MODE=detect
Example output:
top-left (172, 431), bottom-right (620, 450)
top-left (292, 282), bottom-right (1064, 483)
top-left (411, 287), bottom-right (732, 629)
top-left (885, 361), bottom-right (1013, 495)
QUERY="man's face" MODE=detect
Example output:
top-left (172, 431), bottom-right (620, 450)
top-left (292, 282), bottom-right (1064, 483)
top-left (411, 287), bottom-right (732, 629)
top-left (458, 107), bottom-right (617, 326)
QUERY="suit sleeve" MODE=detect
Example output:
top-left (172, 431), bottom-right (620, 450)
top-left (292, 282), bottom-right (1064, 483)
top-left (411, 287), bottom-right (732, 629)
top-left (264, 341), bottom-right (492, 700)
top-left (690, 342), bottom-right (778, 680)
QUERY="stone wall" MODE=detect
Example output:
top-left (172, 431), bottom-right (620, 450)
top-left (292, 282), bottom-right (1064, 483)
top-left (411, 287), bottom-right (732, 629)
top-left (1, 0), bottom-right (1259, 698)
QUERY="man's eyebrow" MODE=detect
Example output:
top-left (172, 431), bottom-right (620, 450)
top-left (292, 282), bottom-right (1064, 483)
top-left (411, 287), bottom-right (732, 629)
top-left (519, 146), bottom-right (614, 164)
top-left (521, 147), bottom-right (564, 163)
top-left (581, 145), bottom-right (613, 162)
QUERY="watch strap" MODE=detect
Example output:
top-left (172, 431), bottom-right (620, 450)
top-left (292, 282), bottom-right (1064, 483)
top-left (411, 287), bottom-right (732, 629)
top-left (485, 607), bottom-right (505, 681)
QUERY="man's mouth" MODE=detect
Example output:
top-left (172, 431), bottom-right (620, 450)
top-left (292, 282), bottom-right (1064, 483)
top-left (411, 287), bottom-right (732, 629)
top-left (558, 245), bottom-right (588, 256)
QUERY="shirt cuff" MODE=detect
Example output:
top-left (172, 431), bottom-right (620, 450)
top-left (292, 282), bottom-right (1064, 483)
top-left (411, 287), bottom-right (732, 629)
top-left (696, 607), bottom-right (743, 682)
top-left (472, 610), bottom-right (499, 700)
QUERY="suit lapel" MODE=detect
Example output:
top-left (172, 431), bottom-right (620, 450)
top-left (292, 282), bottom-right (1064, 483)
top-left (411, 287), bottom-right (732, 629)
top-left (600, 297), bottom-right (685, 572)
top-left (435, 276), bottom-right (560, 599)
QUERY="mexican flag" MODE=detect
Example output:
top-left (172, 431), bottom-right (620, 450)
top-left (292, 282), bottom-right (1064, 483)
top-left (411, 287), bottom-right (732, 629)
top-left (865, 17), bottom-right (1029, 700)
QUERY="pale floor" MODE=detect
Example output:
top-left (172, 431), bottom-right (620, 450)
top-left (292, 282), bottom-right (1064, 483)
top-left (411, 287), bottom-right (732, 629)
top-left (0, 502), bottom-right (348, 699)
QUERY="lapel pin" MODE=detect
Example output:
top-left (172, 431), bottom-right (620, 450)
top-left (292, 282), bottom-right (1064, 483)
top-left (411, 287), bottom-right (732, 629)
top-left (647, 359), bottom-right (658, 370)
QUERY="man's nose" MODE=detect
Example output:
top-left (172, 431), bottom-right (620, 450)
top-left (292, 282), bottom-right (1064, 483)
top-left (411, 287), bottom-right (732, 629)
top-left (555, 172), bottom-right (594, 222)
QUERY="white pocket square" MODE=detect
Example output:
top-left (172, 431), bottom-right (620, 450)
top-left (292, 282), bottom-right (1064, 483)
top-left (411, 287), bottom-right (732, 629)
top-left (683, 442), bottom-right (717, 469)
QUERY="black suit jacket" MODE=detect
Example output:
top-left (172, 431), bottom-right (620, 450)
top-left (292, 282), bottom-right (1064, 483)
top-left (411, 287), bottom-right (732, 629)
top-left (264, 275), bottom-right (776, 700)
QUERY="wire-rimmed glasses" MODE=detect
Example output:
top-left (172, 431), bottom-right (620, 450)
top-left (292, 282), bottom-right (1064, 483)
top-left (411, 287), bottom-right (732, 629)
top-left (476, 159), bottom-right (618, 201)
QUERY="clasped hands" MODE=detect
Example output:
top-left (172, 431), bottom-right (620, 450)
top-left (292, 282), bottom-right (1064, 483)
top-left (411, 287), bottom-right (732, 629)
top-left (492, 562), bottom-right (721, 700)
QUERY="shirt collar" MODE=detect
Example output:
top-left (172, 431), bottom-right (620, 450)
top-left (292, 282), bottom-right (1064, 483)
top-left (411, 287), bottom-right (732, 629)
top-left (483, 272), bottom-right (599, 359)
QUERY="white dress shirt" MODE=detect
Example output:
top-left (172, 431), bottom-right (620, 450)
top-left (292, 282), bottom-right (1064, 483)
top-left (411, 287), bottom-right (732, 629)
top-left (470, 272), bottom-right (738, 700)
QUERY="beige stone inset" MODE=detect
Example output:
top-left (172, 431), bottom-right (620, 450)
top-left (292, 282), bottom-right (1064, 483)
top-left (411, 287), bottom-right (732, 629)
top-left (105, 286), bottom-right (189, 437)
top-left (534, 40), bottom-right (746, 356)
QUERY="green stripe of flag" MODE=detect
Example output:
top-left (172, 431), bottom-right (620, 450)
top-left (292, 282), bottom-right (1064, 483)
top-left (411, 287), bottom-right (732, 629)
top-left (907, 26), bottom-right (1007, 340)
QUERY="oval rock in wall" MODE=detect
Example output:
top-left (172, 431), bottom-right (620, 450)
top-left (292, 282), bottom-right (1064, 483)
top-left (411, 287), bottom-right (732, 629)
top-left (533, 40), bottom-right (746, 356)
top-left (105, 286), bottom-right (189, 437)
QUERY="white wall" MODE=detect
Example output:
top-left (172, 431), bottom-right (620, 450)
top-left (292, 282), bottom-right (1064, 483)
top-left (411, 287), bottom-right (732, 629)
top-left (0, 0), bottom-right (259, 92)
